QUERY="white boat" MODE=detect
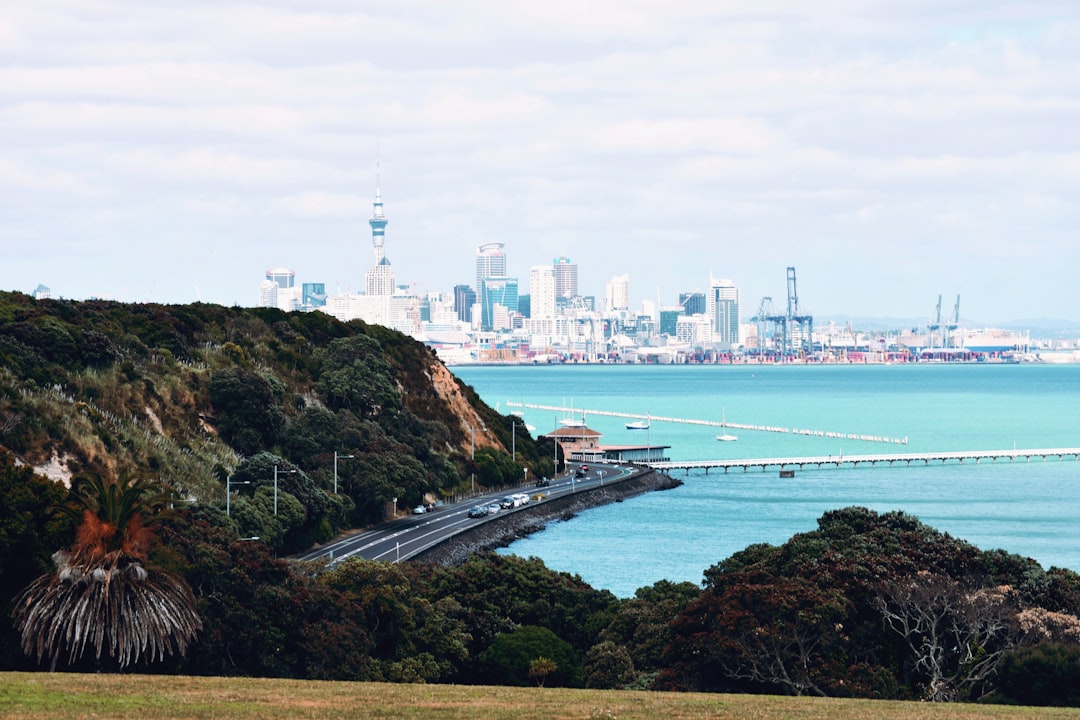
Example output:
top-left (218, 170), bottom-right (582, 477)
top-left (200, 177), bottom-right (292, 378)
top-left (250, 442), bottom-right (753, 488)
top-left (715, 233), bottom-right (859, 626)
top-left (559, 416), bottom-right (586, 428)
top-left (626, 420), bottom-right (650, 430)
top-left (716, 408), bottom-right (737, 441)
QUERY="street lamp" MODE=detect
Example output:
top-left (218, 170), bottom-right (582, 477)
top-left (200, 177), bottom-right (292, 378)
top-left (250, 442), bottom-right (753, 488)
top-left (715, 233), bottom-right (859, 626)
top-left (226, 474), bottom-right (251, 517)
top-left (274, 464), bottom-right (297, 515)
top-left (334, 451), bottom-right (354, 494)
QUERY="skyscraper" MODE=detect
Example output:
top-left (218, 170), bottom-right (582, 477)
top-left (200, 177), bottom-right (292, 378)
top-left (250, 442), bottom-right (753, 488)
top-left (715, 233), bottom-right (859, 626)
top-left (453, 284), bottom-right (476, 323)
top-left (530, 265), bottom-right (556, 319)
top-left (606, 274), bottom-right (630, 312)
top-left (365, 169), bottom-right (395, 296)
top-left (708, 278), bottom-right (740, 348)
top-left (475, 242), bottom-right (506, 293)
top-left (553, 256), bottom-right (577, 299)
top-left (480, 276), bottom-right (518, 331)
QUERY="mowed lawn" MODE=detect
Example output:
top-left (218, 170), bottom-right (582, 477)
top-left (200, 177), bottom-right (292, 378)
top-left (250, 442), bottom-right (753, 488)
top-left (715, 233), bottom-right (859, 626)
top-left (1, 674), bottom-right (1078, 720)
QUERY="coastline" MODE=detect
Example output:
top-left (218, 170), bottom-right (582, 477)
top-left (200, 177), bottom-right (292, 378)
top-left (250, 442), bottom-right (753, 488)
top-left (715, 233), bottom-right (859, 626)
top-left (412, 468), bottom-right (682, 565)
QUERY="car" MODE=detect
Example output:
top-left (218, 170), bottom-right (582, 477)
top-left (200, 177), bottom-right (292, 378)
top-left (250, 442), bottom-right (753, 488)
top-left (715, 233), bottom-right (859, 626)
top-left (500, 496), bottom-right (516, 509)
top-left (468, 505), bottom-right (488, 518)
top-left (487, 503), bottom-right (501, 515)
top-left (580, 464), bottom-right (589, 472)
top-left (574, 469), bottom-right (586, 479)
top-left (534, 477), bottom-right (550, 487)
top-left (412, 505), bottom-right (427, 515)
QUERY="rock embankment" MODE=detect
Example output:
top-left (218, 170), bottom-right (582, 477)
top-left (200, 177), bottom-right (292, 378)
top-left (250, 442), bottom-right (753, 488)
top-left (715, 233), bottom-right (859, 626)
top-left (413, 468), bottom-right (682, 565)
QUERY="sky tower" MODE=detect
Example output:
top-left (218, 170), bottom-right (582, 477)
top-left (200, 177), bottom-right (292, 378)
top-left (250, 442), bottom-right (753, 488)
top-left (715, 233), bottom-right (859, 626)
top-left (365, 163), bottom-right (394, 296)
top-left (368, 165), bottom-right (388, 265)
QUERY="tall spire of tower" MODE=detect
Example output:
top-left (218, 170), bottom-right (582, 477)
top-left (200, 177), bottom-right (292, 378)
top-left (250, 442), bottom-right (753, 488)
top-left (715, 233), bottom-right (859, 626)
top-left (369, 157), bottom-right (388, 265)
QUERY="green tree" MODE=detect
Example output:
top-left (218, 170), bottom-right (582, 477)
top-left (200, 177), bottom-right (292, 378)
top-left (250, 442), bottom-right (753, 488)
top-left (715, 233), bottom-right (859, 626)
top-left (316, 335), bottom-right (400, 418)
top-left (11, 473), bottom-right (202, 670)
top-left (479, 625), bottom-right (581, 687)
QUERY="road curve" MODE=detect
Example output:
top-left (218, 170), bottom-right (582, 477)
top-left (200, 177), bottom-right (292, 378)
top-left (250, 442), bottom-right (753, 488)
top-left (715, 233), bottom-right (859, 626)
top-left (292, 463), bottom-right (640, 565)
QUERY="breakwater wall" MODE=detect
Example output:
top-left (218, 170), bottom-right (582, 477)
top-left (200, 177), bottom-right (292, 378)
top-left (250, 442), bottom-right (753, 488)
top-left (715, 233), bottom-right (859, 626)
top-left (412, 468), bottom-right (681, 565)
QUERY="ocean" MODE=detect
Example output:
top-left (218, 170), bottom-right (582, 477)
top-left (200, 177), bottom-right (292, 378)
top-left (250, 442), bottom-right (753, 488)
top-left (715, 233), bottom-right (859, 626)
top-left (450, 363), bottom-right (1080, 597)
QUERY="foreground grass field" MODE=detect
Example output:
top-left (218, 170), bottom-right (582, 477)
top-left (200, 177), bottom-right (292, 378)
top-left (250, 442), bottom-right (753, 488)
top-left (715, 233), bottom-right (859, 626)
top-left (2, 674), bottom-right (1079, 720)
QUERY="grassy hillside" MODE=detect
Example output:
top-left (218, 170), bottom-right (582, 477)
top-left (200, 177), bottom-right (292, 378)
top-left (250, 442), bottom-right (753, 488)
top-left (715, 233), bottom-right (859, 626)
top-left (3, 673), bottom-right (1075, 720)
top-left (0, 291), bottom-right (553, 524)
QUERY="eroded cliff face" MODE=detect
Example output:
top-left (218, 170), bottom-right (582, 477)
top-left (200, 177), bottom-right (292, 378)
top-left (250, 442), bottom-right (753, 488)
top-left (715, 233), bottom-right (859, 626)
top-left (424, 360), bottom-right (504, 455)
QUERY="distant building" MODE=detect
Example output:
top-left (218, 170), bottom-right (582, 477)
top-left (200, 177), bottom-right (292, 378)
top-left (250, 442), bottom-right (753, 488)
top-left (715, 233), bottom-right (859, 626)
top-left (266, 268), bottom-right (295, 289)
top-left (679, 292), bottom-right (706, 316)
top-left (530, 265), bottom-right (556, 319)
top-left (659, 308), bottom-right (682, 336)
top-left (476, 242), bottom-right (506, 294)
top-left (480, 276), bottom-right (518, 331)
top-left (708, 278), bottom-right (740, 348)
top-left (606, 274), bottom-right (630, 312)
top-left (453, 284), bottom-right (476, 323)
top-left (31, 283), bottom-right (51, 300)
top-left (553, 256), bottom-right (578, 299)
top-left (365, 172), bottom-right (395, 296)
top-left (302, 283), bottom-right (327, 309)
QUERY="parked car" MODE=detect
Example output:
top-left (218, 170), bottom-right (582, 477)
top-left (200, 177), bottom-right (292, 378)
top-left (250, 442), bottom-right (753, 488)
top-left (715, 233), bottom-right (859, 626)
top-left (468, 505), bottom-right (488, 518)
top-left (412, 505), bottom-right (427, 515)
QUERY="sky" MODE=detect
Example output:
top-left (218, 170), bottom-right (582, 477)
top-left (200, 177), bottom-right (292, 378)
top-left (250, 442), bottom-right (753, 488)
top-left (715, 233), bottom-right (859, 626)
top-left (2, 1), bottom-right (1079, 325)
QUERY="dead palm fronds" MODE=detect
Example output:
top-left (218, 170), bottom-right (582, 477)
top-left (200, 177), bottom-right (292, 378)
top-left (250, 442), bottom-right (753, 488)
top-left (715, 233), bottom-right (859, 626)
top-left (11, 473), bottom-right (202, 670)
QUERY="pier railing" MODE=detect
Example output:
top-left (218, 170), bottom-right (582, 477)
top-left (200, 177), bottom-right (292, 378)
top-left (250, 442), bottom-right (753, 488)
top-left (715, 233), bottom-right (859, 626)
top-left (648, 448), bottom-right (1080, 473)
top-left (508, 401), bottom-right (909, 445)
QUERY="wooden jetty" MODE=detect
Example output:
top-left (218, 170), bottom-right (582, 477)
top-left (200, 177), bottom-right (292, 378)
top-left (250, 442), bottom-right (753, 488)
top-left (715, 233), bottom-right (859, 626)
top-left (648, 448), bottom-right (1080, 474)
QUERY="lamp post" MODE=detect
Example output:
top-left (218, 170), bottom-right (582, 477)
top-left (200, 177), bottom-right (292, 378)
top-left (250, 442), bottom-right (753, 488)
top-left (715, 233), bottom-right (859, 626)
top-left (274, 464), bottom-right (297, 516)
top-left (470, 425), bottom-right (475, 494)
top-left (226, 474), bottom-right (251, 517)
top-left (334, 451), bottom-right (354, 494)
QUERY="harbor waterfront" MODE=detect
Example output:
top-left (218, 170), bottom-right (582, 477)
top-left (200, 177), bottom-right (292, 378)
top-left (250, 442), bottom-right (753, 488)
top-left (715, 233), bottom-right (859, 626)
top-left (451, 362), bottom-right (1080, 598)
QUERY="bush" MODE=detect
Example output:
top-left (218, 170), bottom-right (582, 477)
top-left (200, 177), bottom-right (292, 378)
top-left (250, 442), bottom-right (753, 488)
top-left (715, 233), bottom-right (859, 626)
top-left (995, 643), bottom-right (1080, 706)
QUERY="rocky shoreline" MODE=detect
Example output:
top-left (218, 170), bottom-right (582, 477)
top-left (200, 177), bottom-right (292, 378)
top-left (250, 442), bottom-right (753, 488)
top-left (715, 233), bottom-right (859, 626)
top-left (413, 468), bottom-right (682, 565)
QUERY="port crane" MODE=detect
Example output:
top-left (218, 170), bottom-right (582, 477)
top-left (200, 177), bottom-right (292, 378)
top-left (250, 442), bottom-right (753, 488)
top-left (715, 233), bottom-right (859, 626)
top-left (752, 267), bottom-right (815, 358)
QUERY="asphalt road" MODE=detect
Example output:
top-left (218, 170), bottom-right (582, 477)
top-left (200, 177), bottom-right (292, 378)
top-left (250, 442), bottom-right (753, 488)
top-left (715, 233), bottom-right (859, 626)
top-left (292, 463), bottom-right (639, 565)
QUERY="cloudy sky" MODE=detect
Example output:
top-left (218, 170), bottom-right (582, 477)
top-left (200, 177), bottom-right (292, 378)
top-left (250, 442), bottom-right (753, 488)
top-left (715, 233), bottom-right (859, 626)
top-left (3, 1), bottom-right (1078, 324)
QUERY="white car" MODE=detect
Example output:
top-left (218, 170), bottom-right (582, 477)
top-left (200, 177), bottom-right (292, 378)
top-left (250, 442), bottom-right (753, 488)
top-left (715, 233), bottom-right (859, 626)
top-left (412, 505), bottom-right (427, 515)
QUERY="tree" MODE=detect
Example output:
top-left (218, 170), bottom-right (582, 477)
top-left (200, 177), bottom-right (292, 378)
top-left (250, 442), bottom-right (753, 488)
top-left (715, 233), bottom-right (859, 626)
top-left (11, 473), bottom-right (202, 670)
top-left (874, 572), bottom-right (1021, 702)
top-left (529, 655), bottom-right (558, 687)
top-left (479, 625), bottom-right (581, 687)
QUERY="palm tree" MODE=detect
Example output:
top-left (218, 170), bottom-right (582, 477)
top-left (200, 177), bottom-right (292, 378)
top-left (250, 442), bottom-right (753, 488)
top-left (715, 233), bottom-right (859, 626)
top-left (11, 473), bottom-right (202, 670)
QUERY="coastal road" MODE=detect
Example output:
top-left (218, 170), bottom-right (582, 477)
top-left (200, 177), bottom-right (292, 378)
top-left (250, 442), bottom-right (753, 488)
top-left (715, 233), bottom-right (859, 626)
top-left (292, 463), bottom-right (639, 565)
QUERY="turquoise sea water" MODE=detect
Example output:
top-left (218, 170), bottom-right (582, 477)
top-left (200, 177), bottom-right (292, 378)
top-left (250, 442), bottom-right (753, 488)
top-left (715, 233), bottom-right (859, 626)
top-left (450, 363), bottom-right (1080, 597)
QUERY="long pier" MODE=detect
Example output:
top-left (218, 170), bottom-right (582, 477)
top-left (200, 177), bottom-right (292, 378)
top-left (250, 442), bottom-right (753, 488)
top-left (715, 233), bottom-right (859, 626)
top-left (508, 402), bottom-right (909, 445)
top-left (648, 448), bottom-right (1080, 474)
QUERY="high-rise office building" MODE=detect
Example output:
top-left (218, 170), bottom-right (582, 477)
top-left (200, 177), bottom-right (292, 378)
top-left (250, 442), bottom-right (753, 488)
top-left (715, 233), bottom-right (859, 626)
top-left (530, 265), bottom-right (556, 319)
top-left (480, 276), bottom-right (518, 331)
top-left (475, 242), bottom-right (506, 293)
top-left (553, 256), bottom-right (577, 299)
top-left (266, 268), bottom-right (295, 289)
top-left (708, 278), bottom-right (740, 348)
top-left (606, 274), bottom-right (630, 311)
top-left (302, 283), bottom-right (327, 309)
top-left (679, 292), bottom-right (706, 316)
top-left (453, 284), bottom-right (476, 323)
top-left (365, 170), bottom-right (395, 296)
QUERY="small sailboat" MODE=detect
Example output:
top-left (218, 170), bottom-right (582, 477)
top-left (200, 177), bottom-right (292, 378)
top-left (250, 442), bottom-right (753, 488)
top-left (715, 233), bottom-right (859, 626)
top-left (716, 408), bottom-right (738, 442)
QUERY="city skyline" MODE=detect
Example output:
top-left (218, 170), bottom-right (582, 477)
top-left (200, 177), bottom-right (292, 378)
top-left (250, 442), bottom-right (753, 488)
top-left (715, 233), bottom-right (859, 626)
top-left (3, 3), bottom-right (1079, 325)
